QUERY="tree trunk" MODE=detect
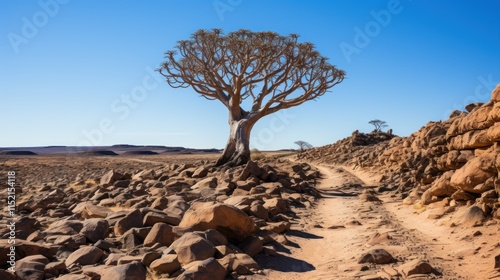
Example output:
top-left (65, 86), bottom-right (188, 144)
top-left (215, 118), bottom-right (254, 167)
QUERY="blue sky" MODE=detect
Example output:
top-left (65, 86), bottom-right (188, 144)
top-left (1, 0), bottom-right (499, 150)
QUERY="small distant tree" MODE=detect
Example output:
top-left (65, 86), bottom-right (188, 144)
top-left (369, 119), bottom-right (388, 132)
top-left (295, 140), bottom-right (313, 152)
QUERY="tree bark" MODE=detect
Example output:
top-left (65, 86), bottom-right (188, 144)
top-left (215, 118), bottom-right (255, 167)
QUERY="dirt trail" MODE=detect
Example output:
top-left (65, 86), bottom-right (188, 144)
top-left (258, 163), bottom-right (499, 279)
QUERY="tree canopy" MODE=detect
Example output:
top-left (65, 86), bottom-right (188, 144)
top-left (158, 29), bottom-right (345, 166)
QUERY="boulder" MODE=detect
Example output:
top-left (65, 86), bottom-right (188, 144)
top-left (219, 253), bottom-right (260, 275)
top-left (15, 269), bottom-right (44, 280)
top-left (0, 240), bottom-right (53, 264)
top-left (191, 177), bottom-right (217, 190)
top-left (143, 223), bottom-right (175, 247)
top-left (149, 254), bottom-right (181, 275)
top-left (80, 218), bottom-right (109, 243)
top-left (450, 154), bottom-right (496, 193)
top-left (178, 202), bottom-right (255, 242)
top-left (64, 246), bottom-right (104, 266)
top-left (114, 209), bottom-right (143, 236)
top-left (176, 257), bottom-right (226, 280)
top-left (101, 261), bottom-right (146, 280)
top-left (358, 248), bottom-right (395, 264)
top-left (73, 203), bottom-right (113, 219)
top-left (490, 83), bottom-right (500, 102)
top-left (169, 232), bottom-right (215, 265)
top-left (429, 171), bottom-right (456, 197)
top-left (399, 259), bottom-right (436, 277)
top-left (263, 198), bottom-right (288, 216)
top-left (238, 236), bottom-right (262, 257)
top-left (100, 170), bottom-right (123, 185)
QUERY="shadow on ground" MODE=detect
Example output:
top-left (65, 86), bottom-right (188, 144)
top-left (254, 253), bottom-right (315, 273)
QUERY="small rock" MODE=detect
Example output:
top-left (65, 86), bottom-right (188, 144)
top-left (169, 233), bottom-right (215, 265)
top-left (80, 218), bottom-right (109, 243)
top-left (358, 248), bottom-right (395, 264)
top-left (143, 222), bottom-right (175, 247)
top-left (149, 254), bottom-right (181, 275)
top-left (399, 259), bottom-right (436, 277)
top-left (101, 261), bottom-right (146, 280)
top-left (176, 257), bottom-right (226, 280)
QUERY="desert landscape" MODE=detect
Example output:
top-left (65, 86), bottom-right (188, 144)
top-left (1, 85), bottom-right (500, 279)
top-left (3, 1), bottom-right (499, 279)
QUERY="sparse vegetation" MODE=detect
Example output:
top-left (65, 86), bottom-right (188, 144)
top-left (250, 148), bottom-right (266, 160)
top-left (368, 119), bottom-right (388, 132)
top-left (295, 140), bottom-right (314, 152)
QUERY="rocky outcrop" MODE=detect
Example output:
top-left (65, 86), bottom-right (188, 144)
top-left (300, 83), bottom-right (500, 220)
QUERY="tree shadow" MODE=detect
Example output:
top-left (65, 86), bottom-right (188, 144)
top-left (254, 253), bottom-right (315, 273)
top-left (285, 229), bottom-right (324, 239)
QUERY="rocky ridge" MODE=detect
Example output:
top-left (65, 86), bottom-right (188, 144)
top-left (299, 83), bottom-right (500, 222)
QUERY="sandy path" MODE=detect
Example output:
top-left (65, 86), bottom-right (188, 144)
top-left (256, 163), bottom-right (499, 279)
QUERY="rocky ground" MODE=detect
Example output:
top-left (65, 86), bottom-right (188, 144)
top-left (1, 84), bottom-right (500, 280)
top-left (0, 153), bottom-right (322, 280)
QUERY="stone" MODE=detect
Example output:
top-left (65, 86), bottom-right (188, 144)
top-left (399, 259), bottom-right (436, 277)
top-left (176, 257), bottom-right (226, 280)
top-left (100, 169), bottom-right (123, 185)
top-left (263, 197), bottom-right (288, 216)
top-left (490, 83), bottom-right (500, 102)
top-left (45, 261), bottom-right (66, 276)
top-left (150, 197), bottom-right (169, 210)
top-left (455, 205), bottom-right (485, 226)
top-left (249, 202), bottom-right (269, 220)
top-left (143, 211), bottom-right (180, 227)
top-left (149, 254), bottom-right (181, 275)
top-left (178, 202), bottom-right (255, 242)
top-left (0, 240), bottom-right (53, 264)
top-left (64, 246), bottom-right (104, 266)
top-left (429, 171), bottom-right (456, 197)
top-left (143, 222), bottom-right (175, 247)
top-left (239, 160), bottom-right (263, 181)
top-left (114, 209), bottom-right (143, 236)
top-left (239, 236), bottom-right (262, 257)
top-left (358, 249), bottom-right (395, 264)
top-left (80, 218), bottom-right (109, 243)
top-left (169, 232), bottom-right (215, 265)
top-left (15, 269), bottom-right (44, 280)
top-left (201, 229), bottom-right (228, 246)
top-left (16, 255), bottom-right (48, 277)
top-left (101, 261), bottom-right (146, 280)
top-left (495, 254), bottom-right (500, 269)
top-left (450, 154), bottom-right (496, 193)
top-left (219, 253), bottom-right (260, 275)
top-left (192, 166), bottom-right (209, 178)
top-left (191, 177), bottom-right (217, 190)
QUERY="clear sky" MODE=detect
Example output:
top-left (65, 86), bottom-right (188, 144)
top-left (1, 0), bottom-right (499, 150)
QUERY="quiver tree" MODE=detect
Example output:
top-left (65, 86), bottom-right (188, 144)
top-left (158, 29), bottom-right (345, 166)
top-left (369, 119), bottom-right (388, 132)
